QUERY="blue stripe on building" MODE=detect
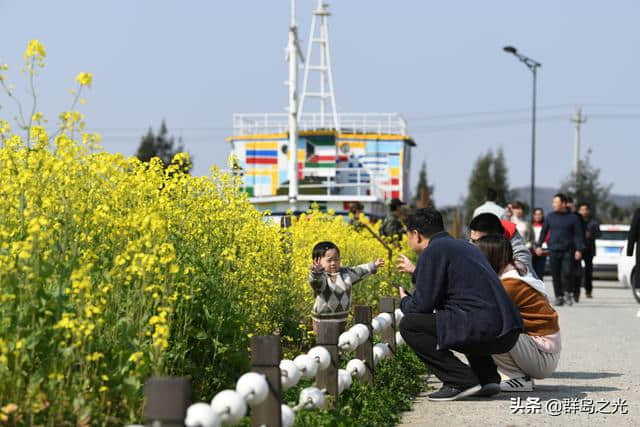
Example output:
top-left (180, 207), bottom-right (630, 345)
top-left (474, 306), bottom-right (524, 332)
top-left (243, 175), bottom-right (271, 185)
top-left (246, 150), bottom-right (278, 157)
top-left (365, 142), bottom-right (403, 153)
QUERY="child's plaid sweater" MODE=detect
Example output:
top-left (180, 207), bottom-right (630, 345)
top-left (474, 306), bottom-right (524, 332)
top-left (309, 262), bottom-right (377, 322)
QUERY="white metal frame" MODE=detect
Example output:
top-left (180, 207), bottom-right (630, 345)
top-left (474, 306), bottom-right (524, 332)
top-left (232, 112), bottom-right (408, 136)
top-left (298, 0), bottom-right (340, 130)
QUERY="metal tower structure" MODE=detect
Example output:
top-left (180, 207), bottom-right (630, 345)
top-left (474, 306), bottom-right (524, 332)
top-left (226, 1), bottom-right (416, 219)
top-left (298, 0), bottom-right (340, 131)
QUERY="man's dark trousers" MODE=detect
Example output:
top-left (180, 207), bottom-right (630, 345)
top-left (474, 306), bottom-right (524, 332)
top-left (399, 313), bottom-right (519, 389)
top-left (549, 250), bottom-right (575, 299)
top-left (635, 251), bottom-right (640, 291)
top-left (583, 254), bottom-right (594, 295)
top-left (572, 259), bottom-right (583, 299)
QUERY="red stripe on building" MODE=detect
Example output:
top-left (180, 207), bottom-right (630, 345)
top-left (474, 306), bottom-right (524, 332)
top-left (392, 191), bottom-right (400, 199)
top-left (391, 178), bottom-right (400, 185)
top-left (309, 155), bottom-right (336, 162)
top-left (246, 158), bottom-right (278, 165)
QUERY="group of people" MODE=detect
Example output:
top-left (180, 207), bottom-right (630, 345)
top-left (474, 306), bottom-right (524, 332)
top-left (306, 191), bottom-right (640, 402)
top-left (308, 201), bottom-right (565, 401)
top-left (475, 188), bottom-right (601, 306)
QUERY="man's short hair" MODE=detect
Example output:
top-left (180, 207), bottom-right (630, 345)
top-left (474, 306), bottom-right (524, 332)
top-left (511, 200), bottom-right (524, 210)
top-left (578, 202), bottom-right (590, 210)
top-left (553, 193), bottom-right (568, 203)
top-left (389, 198), bottom-right (405, 212)
top-left (469, 213), bottom-right (504, 234)
top-left (486, 188), bottom-right (498, 202)
top-left (406, 208), bottom-right (444, 238)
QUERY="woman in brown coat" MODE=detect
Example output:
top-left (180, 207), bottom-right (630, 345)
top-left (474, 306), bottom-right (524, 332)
top-left (475, 234), bottom-right (562, 392)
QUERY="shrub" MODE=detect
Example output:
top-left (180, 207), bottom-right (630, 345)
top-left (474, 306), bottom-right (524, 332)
top-left (0, 40), bottom-right (415, 425)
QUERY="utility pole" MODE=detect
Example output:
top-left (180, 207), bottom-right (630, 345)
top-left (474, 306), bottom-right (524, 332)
top-left (571, 106), bottom-right (587, 183)
top-left (287, 0), bottom-right (304, 205)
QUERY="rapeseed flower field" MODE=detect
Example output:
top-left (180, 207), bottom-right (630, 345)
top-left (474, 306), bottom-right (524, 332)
top-left (0, 40), bottom-right (408, 425)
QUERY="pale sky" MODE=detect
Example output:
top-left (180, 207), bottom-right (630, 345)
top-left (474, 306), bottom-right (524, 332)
top-left (1, 1), bottom-right (639, 206)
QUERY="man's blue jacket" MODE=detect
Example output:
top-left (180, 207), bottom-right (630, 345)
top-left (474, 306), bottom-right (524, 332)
top-left (400, 232), bottom-right (523, 350)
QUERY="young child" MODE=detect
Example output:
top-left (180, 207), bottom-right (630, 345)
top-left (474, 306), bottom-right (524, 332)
top-left (309, 241), bottom-right (384, 334)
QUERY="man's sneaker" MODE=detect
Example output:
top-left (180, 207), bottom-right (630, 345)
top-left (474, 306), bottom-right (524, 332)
top-left (427, 384), bottom-right (482, 401)
top-left (574, 293), bottom-right (580, 303)
top-left (500, 376), bottom-right (533, 392)
top-left (554, 297), bottom-right (565, 306)
top-left (586, 292), bottom-right (593, 298)
top-left (475, 382), bottom-right (501, 397)
top-left (564, 293), bottom-right (574, 306)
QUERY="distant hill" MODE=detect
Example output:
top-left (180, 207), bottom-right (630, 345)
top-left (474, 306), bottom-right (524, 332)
top-left (512, 186), bottom-right (640, 212)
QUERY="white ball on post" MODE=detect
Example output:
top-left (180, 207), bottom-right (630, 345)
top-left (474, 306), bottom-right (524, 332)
top-left (279, 359), bottom-right (302, 390)
top-left (210, 390), bottom-right (247, 426)
top-left (235, 372), bottom-right (269, 406)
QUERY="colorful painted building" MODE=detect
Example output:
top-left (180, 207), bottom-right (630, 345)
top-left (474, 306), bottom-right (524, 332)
top-left (227, 114), bottom-right (415, 218)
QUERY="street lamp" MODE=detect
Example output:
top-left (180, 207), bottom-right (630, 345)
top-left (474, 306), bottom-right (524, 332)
top-left (503, 46), bottom-right (541, 217)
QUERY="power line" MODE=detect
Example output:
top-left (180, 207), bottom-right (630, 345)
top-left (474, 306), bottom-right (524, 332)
top-left (409, 115), bottom-right (567, 133)
top-left (85, 110), bottom-right (639, 139)
top-left (405, 103), bottom-right (640, 122)
top-left (405, 105), bottom-right (573, 121)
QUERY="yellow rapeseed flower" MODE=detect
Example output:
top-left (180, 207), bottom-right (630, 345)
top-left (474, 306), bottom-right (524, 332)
top-left (75, 72), bottom-right (92, 87)
top-left (128, 351), bottom-right (144, 363)
top-left (24, 39), bottom-right (46, 61)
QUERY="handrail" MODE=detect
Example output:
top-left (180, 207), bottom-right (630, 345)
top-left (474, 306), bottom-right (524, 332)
top-left (138, 297), bottom-right (406, 427)
top-left (232, 112), bottom-right (408, 136)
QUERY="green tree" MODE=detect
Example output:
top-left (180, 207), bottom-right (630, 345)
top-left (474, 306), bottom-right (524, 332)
top-left (413, 160), bottom-right (434, 208)
top-left (560, 151), bottom-right (611, 217)
top-left (464, 148), bottom-right (513, 222)
top-left (492, 148), bottom-right (510, 206)
top-left (464, 151), bottom-right (494, 223)
top-left (136, 120), bottom-right (192, 173)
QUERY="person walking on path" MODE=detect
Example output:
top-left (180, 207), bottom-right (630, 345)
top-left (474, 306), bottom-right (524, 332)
top-left (508, 201), bottom-right (532, 246)
top-left (566, 196), bottom-right (586, 302)
top-left (473, 188), bottom-right (505, 219)
top-left (535, 193), bottom-right (585, 307)
top-left (380, 198), bottom-right (406, 240)
top-left (627, 208), bottom-right (640, 292)
top-left (397, 208), bottom-right (523, 401)
top-left (475, 235), bottom-right (561, 392)
top-left (577, 203), bottom-right (600, 299)
top-left (531, 208), bottom-right (549, 279)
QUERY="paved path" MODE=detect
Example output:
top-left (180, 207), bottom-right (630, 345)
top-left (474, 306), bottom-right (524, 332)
top-left (399, 280), bottom-right (640, 426)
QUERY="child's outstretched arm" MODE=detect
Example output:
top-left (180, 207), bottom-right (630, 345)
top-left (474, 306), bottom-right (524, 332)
top-left (344, 258), bottom-right (384, 284)
top-left (309, 257), bottom-right (326, 292)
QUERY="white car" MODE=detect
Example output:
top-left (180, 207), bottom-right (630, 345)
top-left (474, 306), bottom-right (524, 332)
top-left (593, 224), bottom-right (630, 278)
top-left (618, 240), bottom-right (639, 303)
